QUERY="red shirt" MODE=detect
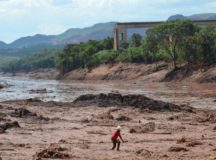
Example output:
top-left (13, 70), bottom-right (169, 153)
top-left (112, 130), bottom-right (122, 140)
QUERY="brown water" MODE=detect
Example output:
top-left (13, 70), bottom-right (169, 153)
top-left (0, 76), bottom-right (215, 109)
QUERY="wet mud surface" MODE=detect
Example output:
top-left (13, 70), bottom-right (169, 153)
top-left (1, 94), bottom-right (216, 160)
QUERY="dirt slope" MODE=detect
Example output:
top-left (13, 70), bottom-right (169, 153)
top-left (61, 63), bottom-right (169, 82)
top-left (60, 63), bottom-right (216, 83)
top-left (162, 65), bottom-right (216, 83)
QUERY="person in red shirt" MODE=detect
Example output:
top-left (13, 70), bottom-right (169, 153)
top-left (111, 126), bottom-right (124, 151)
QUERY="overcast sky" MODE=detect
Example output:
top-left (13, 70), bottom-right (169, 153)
top-left (0, 0), bottom-right (216, 43)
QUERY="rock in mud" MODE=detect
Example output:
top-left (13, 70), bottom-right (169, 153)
top-left (10, 108), bottom-right (49, 121)
top-left (0, 121), bottom-right (20, 133)
top-left (129, 122), bottom-right (156, 133)
top-left (168, 146), bottom-right (189, 152)
top-left (115, 115), bottom-right (131, 121)
top-left (34, 145), bottom-right (70, 159)
top-left (73, 93), bottom-right (193, 112)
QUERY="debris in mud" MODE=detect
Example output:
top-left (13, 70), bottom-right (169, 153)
top-left (26, 98), bottom-right (43, 103)
top-left (87, 130), bottom-right (107, 135)
top-left (0, 112), bottom-right (7, 120)
top-left (167, 115), bottom-right (180, 121)
top-left (186, 141), bottom-right (203, 147)
top-left (213, 126), bottom-right (216, 131)
top-left (34, 145), bottom-right (70, 159)
top-left (168, 146), bottom-right (189, 152)
top-left (94, 111), bottom-right (114, 120)
top-left (196, 112), bottom-right (216, 123)
top-left (81, 118), bottom-right (90, 123)
top-left (158, 123), bottom-right (186, 133)
top-left (0, 121), bottom-right (20, 133)
top-left (129, 122), bottom-right (156, 133)
top-left (73, 93), bottom-right (193, 112)
top-left (29, 88), bottom-right (49, 94)
top-left (136, 149), bottom-right (153, 157)
top-left (115, 115), bottom-right (131, 121)
top-left (10, 108), bottom-right (49, 121)
top-left (0, 83), bottom-right (7, 89)
top-left (176, 137), bottom-right (186, 144)
top-left (77, 143), bottom-right (90, 149)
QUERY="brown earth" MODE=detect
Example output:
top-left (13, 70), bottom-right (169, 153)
top-left (1, 63), bottom-right (216, 83)
top-left (162, 65), bottom-right (216, 83)
top-left (60, 62), bottom-right (170, 81)
top-left (1, 93), bottom-right (216, 160)
top-left (60, 63), bottom-right (216, 83)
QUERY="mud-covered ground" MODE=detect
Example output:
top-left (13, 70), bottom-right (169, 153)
top-left (1, 95), bottom-right (216, 160)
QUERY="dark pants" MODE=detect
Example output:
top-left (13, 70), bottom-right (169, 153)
top-left (111, 138), bottom-right (121, 150)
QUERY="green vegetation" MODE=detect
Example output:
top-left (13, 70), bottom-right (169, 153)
top-left (0, 49), bottom-right (60, 73)
top-left (1, 20), bottom-right (216, 74)
top-left (55, 37), bottom-right (114, 73)
top-left (0, 55), bottom-right (20, 67)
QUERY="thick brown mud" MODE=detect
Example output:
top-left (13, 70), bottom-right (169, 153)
top-left (1, 94), bottom-right (216, 160)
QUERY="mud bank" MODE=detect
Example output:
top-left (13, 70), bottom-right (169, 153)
top-left (60, 62), bottom-right (169, 82)
top-left (60, 63), bottom-right (216, 83)
top-left (73, 93), bottom-right (193, 112)
top-left (162, 65), bottom-right (216, 83)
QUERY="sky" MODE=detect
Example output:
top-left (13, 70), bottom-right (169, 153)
top-left (0, 0), bottom-right (216, 43)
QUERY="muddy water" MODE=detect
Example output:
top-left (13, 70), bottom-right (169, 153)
top-left (0, 76), bottom-right (216, 109)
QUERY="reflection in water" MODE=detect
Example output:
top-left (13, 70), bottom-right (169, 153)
top-left (0, 76), bottom-right (216, 109)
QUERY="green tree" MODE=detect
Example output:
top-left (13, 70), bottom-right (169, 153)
top-left (180, 26), bottom-right (216, 65)
top-left (130, 33), bottom-right (142, 47)
top-left (147, 20), bottom-right (198, 69)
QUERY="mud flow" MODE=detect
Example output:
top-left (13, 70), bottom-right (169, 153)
top-left (1, 76), bottom-right (216, 159)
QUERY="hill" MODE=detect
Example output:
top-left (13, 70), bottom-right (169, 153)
top-left (1, 13), bottom-right (216, 57)
top-left (0, 41), bottom-right (7, 49)
top-left (168, 13), bottom-right (216, 20)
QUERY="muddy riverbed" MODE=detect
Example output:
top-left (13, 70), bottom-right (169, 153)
top-left (1, 76), bottom-right (216, 160)
top-left (0, 76), bottom-right (216, 109)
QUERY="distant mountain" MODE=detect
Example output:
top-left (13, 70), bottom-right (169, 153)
top-left (0, 22), bottom-right (116, 50)
top-left (0, 41), bottom-right (7, 49)
top-left (9, 34), bottom-right (55, 48)
top-left (0, 22), bottom-right (118, 56)
top-left (168, 13), bottom-right (216, 20)
top-left (168, 14), bottom-right (187, 20)
top-left (189, 13), bottom-right (216, 20)
top-left (53, 22), bottom-right (116, 45)
top-left (1, 13), bottom-right (216, 56)
top-left (0, 22), bottom-right (146, 56)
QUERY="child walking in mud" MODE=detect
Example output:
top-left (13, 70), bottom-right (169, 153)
top-left (111, 126), bottom-right (124, 151)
